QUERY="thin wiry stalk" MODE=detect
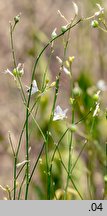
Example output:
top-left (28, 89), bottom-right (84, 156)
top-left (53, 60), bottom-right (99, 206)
top-left (64, 70), bottom-right (74, 199)
top-left (58, 149), bottom-right (83, 200)
top-left (25, 18), bottom-right (82, 200)
top-left (9, 21), bottom-right (27, 200)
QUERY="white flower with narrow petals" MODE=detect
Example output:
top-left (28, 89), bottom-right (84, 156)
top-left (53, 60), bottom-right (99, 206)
top-left (53, 105), bottom-right (68, 121)
top-left (95, 3), bottom-right (104, 16)
top-left (97, 80), bottom-right (107, 91)
top-left (27, 80), bottom-right (39, 95)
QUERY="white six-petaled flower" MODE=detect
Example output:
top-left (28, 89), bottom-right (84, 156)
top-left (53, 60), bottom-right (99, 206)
top-left (53, 105), bottom-right (68, 121)
top-left (26, 80), bottom-right (39, 95)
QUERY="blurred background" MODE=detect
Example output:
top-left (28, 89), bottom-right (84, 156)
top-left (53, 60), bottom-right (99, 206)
top-left (0, 0), bottom-right (107, 199)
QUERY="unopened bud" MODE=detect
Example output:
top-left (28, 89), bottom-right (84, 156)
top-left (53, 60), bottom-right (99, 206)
top-left (91, 20), bottom-right (99, 28)
top-left (50, 81), bottom-right (56, 87)
top-left (14, 14), bottom-right (21, 24)
top-left (69, 56), bottom-right (75, 63)
top-left (70, 124), bottom-right (77, 132)
top-left (70, 97), bottom-right (75, 105)
top-left (46, 79), bottom-right (49, 84)
top-left (61, 25), bottom-right (67, 33)
top-left (66, 60), bottom-right (70, 68)
top-left (104, 175), bottom-right (107, 182)
top-left (73, 84), bottom-right (82, 97)
top-left (51, 28), bottom-right (57, 39)
top-left (92, 93), bottom-right (99, 101)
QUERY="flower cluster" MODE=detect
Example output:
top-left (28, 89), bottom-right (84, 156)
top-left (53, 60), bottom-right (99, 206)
top-left (4, 63), bottom-right (24, 78)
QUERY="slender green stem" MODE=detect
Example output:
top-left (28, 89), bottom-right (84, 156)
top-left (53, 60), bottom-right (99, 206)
top-left (87, 173), bottom-right (93, 200)
top-left (13, 18), bottom-right (82, 200)
top-left (10, 22), bottom-right (26, 104)
top-left (10, 22), bottom-right (26, 200)
top-left (10, 23), bottom-right (17, 67)
top-left (18, 142), bottom-right (45, 199)
top-left (29, 142), bottom-right (45, 183)
top-left (46, 19), bottom-right (79, 199)
top-left (18, 174), bottom-right (26, 200)
top-left (46, 73), bottom-right (61, 199)
top-left (87, 116), bottom-right (96, 199)
top-left (16, 163), bottom-right (26, 179)
top-left (50, 128), bottom-right (69, 172)
top-left (64, 73), bottom-right (75, 199)
top-left (58, 149), bottom-right (83, 200)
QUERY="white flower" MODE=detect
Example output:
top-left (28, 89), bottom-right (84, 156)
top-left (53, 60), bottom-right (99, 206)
top-left (27, 80), bottom-right (39, 95)
top-left (95, 3), bottom-right (104, 16)
top-left (72, 2), bottom-right (78, 16)
top-left (56, 56), bottom-right (70, 75)
top-left (93, 102), bottom-right (100, 117)
top-left (97, 80), bottom-right (107, 91)
top-left (53, 105), bottom-right (68, 121)
top-left (3, 63), bottom-right (24, 77)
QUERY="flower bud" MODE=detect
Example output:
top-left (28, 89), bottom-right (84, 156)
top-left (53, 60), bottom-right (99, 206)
top-left (70, 97), bottom-right (75, 105)
top-left (69, 56), bottom-right (75, 63)
top-left (46, 79), bottom-right (49, 84)
top-left (13, 68), bottom-right (23, 77)
top-left (104, 175), bottom-right (107, 182)
top-left (65, 60), bottom-right (70, 68)
top-left (51, 28), bottom-right (57, 39)
top-left (92, 93), bottom-right (99, 101)
top-left (73, 84), bottom-right (82, 97)
top-left (61, 25), bottom-right (67, 33)
top-left (50, 81), bottom-right (56, 87)
top-left (91, 20), bottom-right (99, 28)
top-left (70, 124), bottom-right (77, 132)
top-left (14, 14), bottom-right (21, 24)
